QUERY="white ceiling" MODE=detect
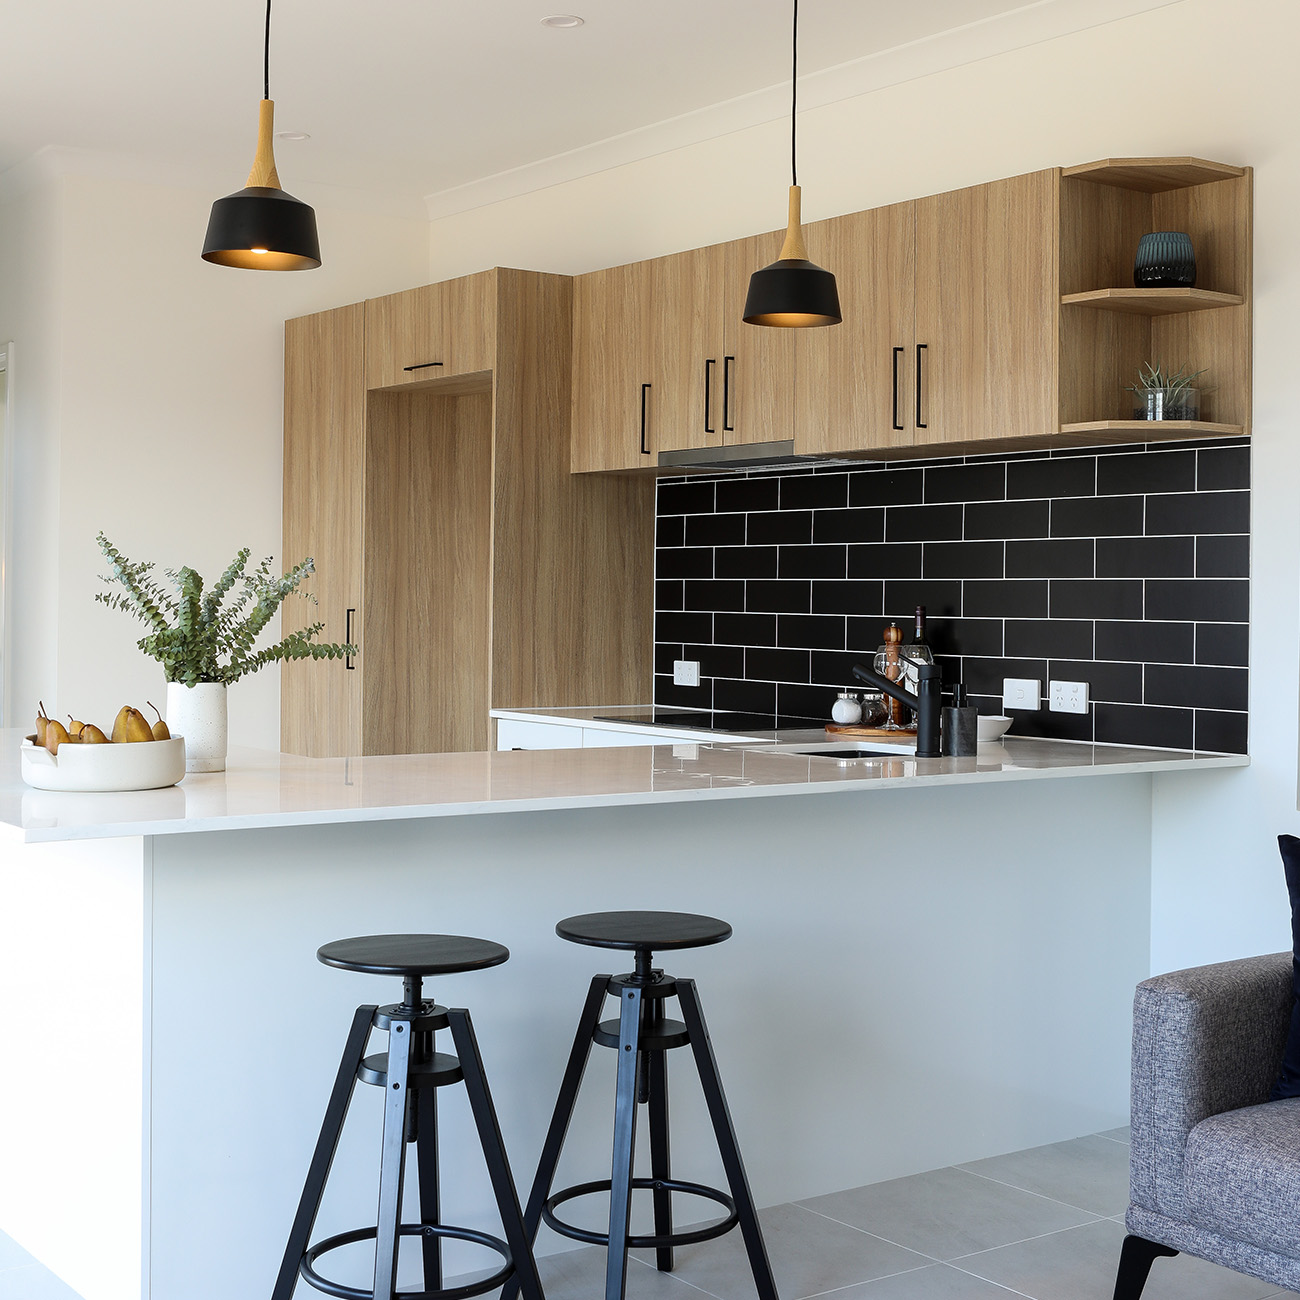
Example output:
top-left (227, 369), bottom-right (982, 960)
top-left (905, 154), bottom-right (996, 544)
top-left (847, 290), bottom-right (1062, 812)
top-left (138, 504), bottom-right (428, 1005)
top-left (0, 0), bottom-right (1172, 212)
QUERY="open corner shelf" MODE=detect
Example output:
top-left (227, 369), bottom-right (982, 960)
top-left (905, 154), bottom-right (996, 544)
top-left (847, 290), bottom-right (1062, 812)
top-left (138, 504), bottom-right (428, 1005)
top-left (1062, 157), bottom-right (1247, 192)
top-left (1059, 419), bottom-right (1244, 441)
top-left (1061, 287), bottom-right (1244, 316)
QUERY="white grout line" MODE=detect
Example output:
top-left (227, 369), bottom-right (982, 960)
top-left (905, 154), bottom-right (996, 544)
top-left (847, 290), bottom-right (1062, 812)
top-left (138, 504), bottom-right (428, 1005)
top-left (953, 1165), bottom-right (1120, 1220)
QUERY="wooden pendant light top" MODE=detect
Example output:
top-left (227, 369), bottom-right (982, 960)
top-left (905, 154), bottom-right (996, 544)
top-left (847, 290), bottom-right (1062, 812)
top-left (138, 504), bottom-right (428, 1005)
top-left (777, 185), bottom-right (809, 262)
top-left (246, 99), bottom-right (282, 190)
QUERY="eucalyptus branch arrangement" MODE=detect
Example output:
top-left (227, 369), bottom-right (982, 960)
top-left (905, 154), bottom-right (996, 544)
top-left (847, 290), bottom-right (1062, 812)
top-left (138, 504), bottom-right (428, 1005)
top-left (95, 533), bottom-right (357, 687)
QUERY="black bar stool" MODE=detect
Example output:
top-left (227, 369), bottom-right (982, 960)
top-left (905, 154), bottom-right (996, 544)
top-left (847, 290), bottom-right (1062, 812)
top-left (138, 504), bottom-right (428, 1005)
top-left (507, 911), bottom-right (779, 1300)
top-left (272, 934), bottom-right (545, 1300)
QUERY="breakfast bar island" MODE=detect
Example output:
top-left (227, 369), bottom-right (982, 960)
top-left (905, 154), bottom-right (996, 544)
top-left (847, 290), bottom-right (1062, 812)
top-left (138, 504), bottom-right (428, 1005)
top-left (0, 731), bottom-right (1246, 1300)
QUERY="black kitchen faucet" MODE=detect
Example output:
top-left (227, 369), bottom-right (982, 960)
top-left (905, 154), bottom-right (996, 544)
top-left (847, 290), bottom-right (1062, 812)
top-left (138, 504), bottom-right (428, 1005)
top-left (851, 661), bottom-right (944, 758)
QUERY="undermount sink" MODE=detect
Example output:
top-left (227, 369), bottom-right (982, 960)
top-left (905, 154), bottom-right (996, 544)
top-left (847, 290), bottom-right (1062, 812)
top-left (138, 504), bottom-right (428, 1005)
top-left (747, 740), bottom-right (918, 762)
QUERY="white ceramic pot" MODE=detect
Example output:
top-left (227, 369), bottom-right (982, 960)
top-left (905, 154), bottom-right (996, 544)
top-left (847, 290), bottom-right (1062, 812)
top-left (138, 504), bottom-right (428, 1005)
top-left (166, 681), bottom-right (228, 772)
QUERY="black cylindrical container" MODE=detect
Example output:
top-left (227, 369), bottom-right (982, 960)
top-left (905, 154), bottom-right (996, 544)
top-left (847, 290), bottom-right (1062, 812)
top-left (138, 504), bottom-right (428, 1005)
top-left (942, 683), bottom-right (978, 757)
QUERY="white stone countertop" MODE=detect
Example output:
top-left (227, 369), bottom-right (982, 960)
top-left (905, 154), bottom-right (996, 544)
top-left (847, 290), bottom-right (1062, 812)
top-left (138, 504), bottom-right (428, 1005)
top-left (0, 727), bottom-right (1247, 844)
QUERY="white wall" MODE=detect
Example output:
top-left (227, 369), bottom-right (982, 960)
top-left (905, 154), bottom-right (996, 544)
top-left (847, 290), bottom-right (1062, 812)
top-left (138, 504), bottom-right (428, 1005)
top-left (0, 165), bottom-right (430, 749)
top-left (425, 0), bottom-right (1300, 974)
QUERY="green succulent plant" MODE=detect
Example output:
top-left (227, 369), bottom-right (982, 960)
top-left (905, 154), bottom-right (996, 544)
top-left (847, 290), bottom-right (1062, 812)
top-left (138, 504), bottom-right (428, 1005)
top-left (1125, 361), bottom-right (1208, 396)
top-left (95, 532), bottom-right (357, 686)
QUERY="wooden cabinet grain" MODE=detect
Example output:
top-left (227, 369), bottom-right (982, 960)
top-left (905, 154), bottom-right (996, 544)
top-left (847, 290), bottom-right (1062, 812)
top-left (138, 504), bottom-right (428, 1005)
top-left (284, 269), bottom-right (654, 758)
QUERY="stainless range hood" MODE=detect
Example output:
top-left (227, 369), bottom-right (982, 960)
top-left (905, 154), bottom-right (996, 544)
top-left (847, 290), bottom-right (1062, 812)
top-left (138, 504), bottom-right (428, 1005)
top-left (658, 440), bottom-right (861, 472)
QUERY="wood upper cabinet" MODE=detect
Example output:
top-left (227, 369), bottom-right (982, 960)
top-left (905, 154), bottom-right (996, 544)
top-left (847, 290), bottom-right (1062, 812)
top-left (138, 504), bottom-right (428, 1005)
top-left (571, 260), bottom-right (655, 472)
top-left (722, 233), bottom-right (797, 446)
top-left (795, 202), bottom-right (917, 455)
top-left (912, 170), bottom-right (1059, 447)
top-left (364, 271), bottom-right (496, 389)
top-left (281, 303), bottom-right (364, 757)
top-left (650, 245), bottom-right (722, 454)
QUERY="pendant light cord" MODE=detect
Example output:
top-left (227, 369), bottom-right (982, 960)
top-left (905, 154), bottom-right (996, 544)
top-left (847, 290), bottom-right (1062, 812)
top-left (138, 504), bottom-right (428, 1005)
top-left (263, 0), bottom-right (272, 100)
top-left (790, 0), bottom-right (798, 188)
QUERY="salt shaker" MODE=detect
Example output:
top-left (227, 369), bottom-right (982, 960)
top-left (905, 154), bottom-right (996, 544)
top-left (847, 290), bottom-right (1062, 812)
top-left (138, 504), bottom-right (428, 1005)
top-left (831, 691), bottom-right (862, 725)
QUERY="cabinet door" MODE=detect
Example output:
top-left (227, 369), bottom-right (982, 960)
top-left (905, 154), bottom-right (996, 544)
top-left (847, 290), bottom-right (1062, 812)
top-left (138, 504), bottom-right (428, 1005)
top-left (282, 304), bottom-right (364, 757)
top-left (913, 171), bottom-right (1058, 446)
top-left (795, 202), bottom-right (917, 455)
top-left (650, 246), bottom-right (724, 453)
top-left (364, 271), bottom-right (496, 390)
top-left (571, 261), bottom-right (656, 472)
top-left (723, 233), bottom-right (797, 445)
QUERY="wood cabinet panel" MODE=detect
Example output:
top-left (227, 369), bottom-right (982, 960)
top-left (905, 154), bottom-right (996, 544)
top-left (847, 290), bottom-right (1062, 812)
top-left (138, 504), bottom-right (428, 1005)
top-left (281, 304), bottom-right (364, 758)
top-left (571, 261), bottom-right (655, 472)
top-left (723, 234), bottom-right (796, 445)
top-left (364, 272), bottom-right (496, 390)
top-left (796, 203), bottom-right (916, 455)
top-left (650, 246), bottom-right (723, 454)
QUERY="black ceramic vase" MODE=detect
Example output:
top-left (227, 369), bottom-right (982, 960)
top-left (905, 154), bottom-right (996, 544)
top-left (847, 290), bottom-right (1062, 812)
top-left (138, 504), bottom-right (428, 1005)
top-left (1134, 231), bottom-right (1197, 288)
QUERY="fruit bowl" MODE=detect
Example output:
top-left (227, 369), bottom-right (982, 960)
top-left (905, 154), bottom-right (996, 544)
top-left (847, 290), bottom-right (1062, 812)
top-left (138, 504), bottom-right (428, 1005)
top-left (20, 736), bottom-right (187, 792)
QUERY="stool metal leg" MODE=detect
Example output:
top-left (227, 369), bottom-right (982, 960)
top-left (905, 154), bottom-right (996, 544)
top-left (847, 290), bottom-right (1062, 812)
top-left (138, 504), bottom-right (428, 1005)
top-left (606, 985), bottom-right (643, 1300)
top-left (415, 1084), bottom-right (442, 1291)
top-left (373, 1017), bottom-right (413, 1300)
top-left (677, 979), bottom-right (779, 1300)
top-left (448, 1007), bottom-right (547, 1300)
top-left (272, 1004), bottom-right (376, 1300)
top-left (647, 1046), bottom-right (674, 1273)
top-left (502, 974), bottom-right (610, 1300)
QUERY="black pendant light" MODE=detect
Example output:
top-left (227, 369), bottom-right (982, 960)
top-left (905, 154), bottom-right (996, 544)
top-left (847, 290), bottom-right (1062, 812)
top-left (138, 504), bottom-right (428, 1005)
top-left (743, 0), bottom-right (840, 327)
top-left (202, 0), bottom-right (321, 270)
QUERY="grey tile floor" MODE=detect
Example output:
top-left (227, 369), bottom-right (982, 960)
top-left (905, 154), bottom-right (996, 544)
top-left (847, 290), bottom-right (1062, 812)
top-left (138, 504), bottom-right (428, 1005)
top-left (1, 1126), bottom-right (1293, 1299)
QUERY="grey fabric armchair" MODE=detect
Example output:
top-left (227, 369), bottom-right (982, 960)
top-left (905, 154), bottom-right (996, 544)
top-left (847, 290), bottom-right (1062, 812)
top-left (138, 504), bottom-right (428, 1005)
top-left (1115, 951), bottom-right (1300, 1298)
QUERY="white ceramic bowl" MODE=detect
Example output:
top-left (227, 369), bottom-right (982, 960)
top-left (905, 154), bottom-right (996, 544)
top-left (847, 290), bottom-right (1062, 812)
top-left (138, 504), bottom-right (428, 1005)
top-left (20, 736), bottom-right (187, 792)
top-left (977, 715), bottom-right (1013, 743)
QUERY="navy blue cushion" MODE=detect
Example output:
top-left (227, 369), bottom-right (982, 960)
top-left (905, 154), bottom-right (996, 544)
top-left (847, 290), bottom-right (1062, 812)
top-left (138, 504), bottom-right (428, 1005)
top-left (1271, 834), bottom-right (1300, 1100)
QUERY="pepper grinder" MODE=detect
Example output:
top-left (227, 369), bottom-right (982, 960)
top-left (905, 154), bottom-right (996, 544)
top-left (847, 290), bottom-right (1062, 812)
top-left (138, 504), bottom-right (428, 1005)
top-left (941, 683), bottom-right (978, 757)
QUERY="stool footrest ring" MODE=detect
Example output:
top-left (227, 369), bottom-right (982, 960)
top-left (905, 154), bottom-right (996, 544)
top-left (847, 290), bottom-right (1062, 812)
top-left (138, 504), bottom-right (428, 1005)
top-left (542, 1177), bottom-right (738, 1249)
top-left (300, 1223), bottom-right (513, 1300)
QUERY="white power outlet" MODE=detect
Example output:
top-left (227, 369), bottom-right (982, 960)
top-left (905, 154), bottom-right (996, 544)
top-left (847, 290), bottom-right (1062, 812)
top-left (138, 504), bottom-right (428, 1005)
top-left (1049, 679), bottom-right (1090, 714)
top-left (673, 659), bottom-right (701, 687)
top-left (1002, 677), bottom-right (1041, 711)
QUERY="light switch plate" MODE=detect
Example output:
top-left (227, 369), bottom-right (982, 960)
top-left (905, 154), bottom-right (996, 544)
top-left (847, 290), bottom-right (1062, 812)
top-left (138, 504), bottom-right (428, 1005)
top-left (1049, 679), bottom-right (1090, 714)
top-left (1002, 677), bottom-right (1041, 711)
top-left (673, 659), bottom-right (701, 687)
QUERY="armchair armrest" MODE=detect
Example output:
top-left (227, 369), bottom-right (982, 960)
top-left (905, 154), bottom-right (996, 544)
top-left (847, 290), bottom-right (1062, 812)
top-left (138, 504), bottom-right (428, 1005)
top-left (1130, 952), bottom-right (1292, 1218)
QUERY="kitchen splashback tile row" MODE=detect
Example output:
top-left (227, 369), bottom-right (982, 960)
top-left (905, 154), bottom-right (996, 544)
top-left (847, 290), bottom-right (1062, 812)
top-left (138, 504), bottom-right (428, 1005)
top-left (654, 439), bottom-right (1250, 753)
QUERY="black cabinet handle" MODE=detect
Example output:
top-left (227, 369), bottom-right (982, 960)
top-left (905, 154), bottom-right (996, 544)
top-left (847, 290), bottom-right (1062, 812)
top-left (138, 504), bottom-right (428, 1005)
top-left (640, 383), bottom-right (652, 456)
top-left (402, 361), bottom-right (444, 373)
top-left (723, 355), bottom-right (735, 432)
top-left (704, 359), bottom-right (716, 434)
top-left (892, 347), bottom-right (905, 431)
top-left (345, 608), bottom-right (356, 670)
top-left (915, 343), bottom-right (928, 429)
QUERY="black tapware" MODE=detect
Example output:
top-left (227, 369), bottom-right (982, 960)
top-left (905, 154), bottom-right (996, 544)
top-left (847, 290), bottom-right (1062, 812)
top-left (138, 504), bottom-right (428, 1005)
top-left (852, 661), bottom-right (943, 757)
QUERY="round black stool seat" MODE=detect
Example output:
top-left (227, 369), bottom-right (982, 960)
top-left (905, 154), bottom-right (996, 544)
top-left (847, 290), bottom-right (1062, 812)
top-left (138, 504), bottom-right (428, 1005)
top-left (317, 933), bottom-right (509, 977)
top-left (555, 911), bottom-right (731, 953)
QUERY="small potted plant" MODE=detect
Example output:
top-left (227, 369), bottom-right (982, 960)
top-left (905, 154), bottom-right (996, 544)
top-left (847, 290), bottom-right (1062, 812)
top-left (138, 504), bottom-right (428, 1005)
top-left (1125, 361), bottom-right (1207, 421)
top-left (96, 533), bottom-right (356, 771)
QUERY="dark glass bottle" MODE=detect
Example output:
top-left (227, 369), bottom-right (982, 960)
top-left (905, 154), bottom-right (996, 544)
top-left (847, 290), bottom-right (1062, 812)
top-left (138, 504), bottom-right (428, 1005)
top-left (902, 605), bottom-right (934, 703)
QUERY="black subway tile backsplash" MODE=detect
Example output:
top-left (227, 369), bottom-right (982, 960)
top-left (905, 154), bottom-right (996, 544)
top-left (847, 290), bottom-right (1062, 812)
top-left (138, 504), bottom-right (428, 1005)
top-left (656, 438), bottom-right (1249, 752)
top-left (1196, 534), bottom-right (1250, 579)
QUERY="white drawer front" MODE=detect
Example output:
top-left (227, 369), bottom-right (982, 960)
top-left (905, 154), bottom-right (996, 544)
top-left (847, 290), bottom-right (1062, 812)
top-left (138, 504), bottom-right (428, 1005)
top-left (495, 719), bottom-right (585, 751)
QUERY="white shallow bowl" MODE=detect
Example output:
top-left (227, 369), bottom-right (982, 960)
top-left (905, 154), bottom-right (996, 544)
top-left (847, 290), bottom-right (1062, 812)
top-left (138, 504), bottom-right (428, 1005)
top-left (977, 715), bottom-right (1013, 743)
top-left (21, 736), bottom-right (187, 792)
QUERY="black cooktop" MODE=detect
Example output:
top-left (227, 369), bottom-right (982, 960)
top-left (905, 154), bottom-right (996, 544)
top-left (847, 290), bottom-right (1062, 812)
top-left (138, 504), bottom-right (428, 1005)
top-left (592, 709), bottom-right (813, 733)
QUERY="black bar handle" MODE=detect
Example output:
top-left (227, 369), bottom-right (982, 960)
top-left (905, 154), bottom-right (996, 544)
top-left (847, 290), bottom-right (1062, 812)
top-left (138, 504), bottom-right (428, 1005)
top-left (723, 355), bottom-right (735, 432)
top-left (915, 343), bottom-right (928, 429)
top-left (704, 359), bottom-right (716, 434)
top-left (640, 383), bottom-right (652, 456)
top-left (891, 347), bottom-right (904, 431)
top-left (345, 608), bottom-right (356, 670)
top-left (402, 361), bottom-right (444, 373)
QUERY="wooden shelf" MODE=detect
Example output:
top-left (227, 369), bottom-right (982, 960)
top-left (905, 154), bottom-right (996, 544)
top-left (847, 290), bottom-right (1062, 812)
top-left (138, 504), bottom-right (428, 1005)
top-left (1059, 419), bottom-right (1244, 439)
top-left (1061, 288), bottom-right (1244, 316)
top-left (1063, 157), bottom-right (1246, 192)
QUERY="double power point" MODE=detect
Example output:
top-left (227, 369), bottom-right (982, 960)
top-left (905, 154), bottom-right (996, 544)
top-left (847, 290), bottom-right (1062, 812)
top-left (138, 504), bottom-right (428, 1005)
top-left (1002, 677), bottom-right (1090, 715)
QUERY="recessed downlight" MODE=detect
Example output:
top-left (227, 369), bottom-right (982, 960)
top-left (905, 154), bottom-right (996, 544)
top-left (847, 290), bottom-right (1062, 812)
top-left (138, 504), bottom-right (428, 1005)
top-left (540, 14), bottom-right (584, 27)
top-left (275, 131), bottom-right (311, 141)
